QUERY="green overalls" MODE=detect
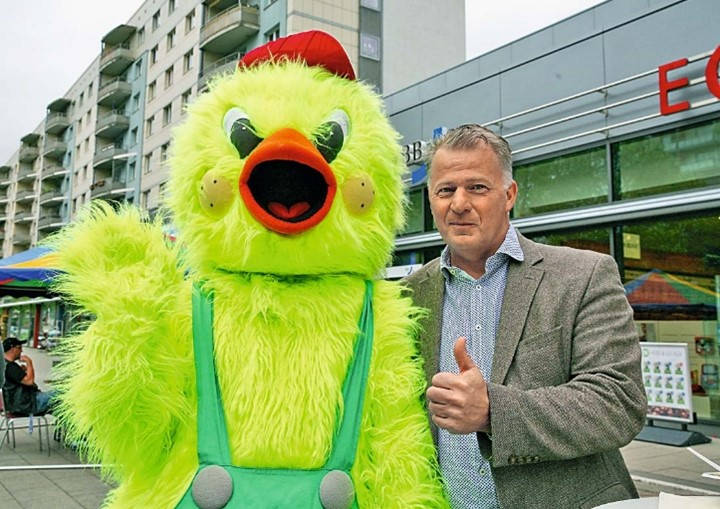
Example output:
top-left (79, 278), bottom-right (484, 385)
top-left (176, 281), bottom-right (374, 509)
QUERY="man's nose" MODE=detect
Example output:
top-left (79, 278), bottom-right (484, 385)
top-left (449, 189), bottom-right (471, 214)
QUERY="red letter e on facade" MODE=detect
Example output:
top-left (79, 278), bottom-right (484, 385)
top-left (658, 58), bottom-right (690, 115)
top-left (705, 45), bottom-right (720, 99)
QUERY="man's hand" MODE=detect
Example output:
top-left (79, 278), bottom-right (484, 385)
top-left (19, 354), bottom-right (33, 365)
top-left (426, 337), bottom-right (491, 434)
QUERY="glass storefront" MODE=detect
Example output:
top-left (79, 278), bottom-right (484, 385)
top-left (393, 116), bottom-right (720, 423)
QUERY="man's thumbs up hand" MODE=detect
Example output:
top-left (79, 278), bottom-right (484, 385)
top-left (426, 336), bottom-right (491, 434)
top-left (453, 337), bottom-right (477, 373)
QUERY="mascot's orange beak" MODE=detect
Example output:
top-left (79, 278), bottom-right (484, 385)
top-left (239, 128), bottom-right (337, 235)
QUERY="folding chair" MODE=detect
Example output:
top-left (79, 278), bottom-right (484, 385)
top-left (0, 388), bottom-right (52, 455)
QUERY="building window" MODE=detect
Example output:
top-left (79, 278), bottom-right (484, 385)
top-left (152, 10), bottom-right (160, 31)
top-left (167, 28), bottom-right (176, 50)
top-left (79, 91), bottom-right (84, 105)
top-left (163, 103), bottom-right (173, 126)
top-left (137, 26), bottom-right (145, 44)
top-left (168, 0), bottom-right (175, 14)
top-left (86, 110), bottom-right (91, 125)
top-left (185, 9), bottom-right (195, 33)
top-left (128, 162), bottom-right (136, 181)
top-left (513, 146), bottom-right (608, 218)
top-left (161, 142), bottom-right (170, 161)
top-left (165, 66), bottom-right (174, 88)
top-left (181, 88), bottom-right (192, 111)
top-left (265, 25), bottom-right (280, 42)
top-left (144, 153), bottom-right (152, 174)
top-left (183, 49), bottom-right (193, 73)
top-left (131, 92), bottom-right (140, 112)
top-left (614, 118), bottom-right (720, 201)
top-left (146, 116), bottom-right (154, 137)
top-left (148, 80), bottom-right (156, 100)
top-left (142, 189), bottom-right (150, 209)
top-left (88, 81), bottom-right (93, 96)
top-left (151, 45), bottom-right (158, 64)
top-left (82, 165), bottom-right (87, 181)
top-left (360, 33), bottom-right (381, 60)
top-left (131, 127), bottom-right (138, 145)
top-left (134, 60), bottom-right (143, 79)
top-left (402, 188), bottom-right (424, 235)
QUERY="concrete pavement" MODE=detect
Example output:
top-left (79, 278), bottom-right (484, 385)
top-left (1, 347), bottom-right (719, 507)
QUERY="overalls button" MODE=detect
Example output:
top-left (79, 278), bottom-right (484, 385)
top-left (319, 470), bottom-right (355, 509)
top-left (192, 465), bottom-right (233, 509)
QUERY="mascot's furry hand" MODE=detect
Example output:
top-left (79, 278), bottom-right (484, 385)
top-left (52, 31), bottom-right (448, 508)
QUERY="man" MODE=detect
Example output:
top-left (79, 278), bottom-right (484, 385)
top-left (404, 124), bottom-right (646, 509)
top-left (3, 337), bottom-right (55, 415)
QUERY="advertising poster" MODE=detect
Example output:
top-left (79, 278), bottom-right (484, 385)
top-left (641, 342), bottom-right (693, 423)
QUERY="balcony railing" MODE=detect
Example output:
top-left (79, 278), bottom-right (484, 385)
top-left (200, 3), bottom-right (259, 54)
top-left (12, 230), bottom-right (30, 244)
top-left (41, 165), bottom-right (69, 182)
top-left (93, 145), bottom-right (126, 169)
top-left (37, 214), bottom-right (65, 231)
top-left (97, 78), bottom-right (132, 107)
top-left (13, 211), bottom-right (33, 223)
top-left (39, 190), bottom-right (66, 204)
top-left (15, 189), bottom-right (37, 203)
top-left (17, 167), bottom-right (37, 182)
top-left (90, 179), bottom-right (132, 199)
top-left (44, 112), bottom-right (70, 135)
top-left (95, 112), bottom-right (130, 139)
top-left (199, 52), bottom-right (243, 90)
top-left (18, 146), bottom-right (39, 163)
top-left (42, 139), bottom-right (68, 160)
top-left (99, 42), bottom-right (134, 76)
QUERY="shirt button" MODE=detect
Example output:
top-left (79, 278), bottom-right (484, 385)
top-left (479, 468), bottom-right (486, 475)
top-left (475, 324), bottom-right (481, 331)
top-left (475, 285), bottom-right (481, 290)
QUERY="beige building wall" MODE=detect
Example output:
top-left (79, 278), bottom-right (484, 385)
top-left (382, 0), bottom-right (465, 95)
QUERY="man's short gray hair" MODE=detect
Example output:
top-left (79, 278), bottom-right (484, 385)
top-left (426, 124), bottom-right (513, 185)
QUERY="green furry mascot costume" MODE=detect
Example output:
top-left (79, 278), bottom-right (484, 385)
top-left (52, 31), bottom-right (448, 508)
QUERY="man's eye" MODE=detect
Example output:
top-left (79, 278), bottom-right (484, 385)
top-left (436, 188), bottom-right (454, 196)
top-left (469, 185), bottom-right (488, 192)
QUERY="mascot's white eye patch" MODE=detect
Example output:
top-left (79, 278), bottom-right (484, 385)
top-left (223, 107), bottom-right (263, 158)
top-left (314, 109), bottom-right (350, 164)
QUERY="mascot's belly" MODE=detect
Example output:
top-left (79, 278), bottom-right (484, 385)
top-left (206, 274), bottom-right (364, 469)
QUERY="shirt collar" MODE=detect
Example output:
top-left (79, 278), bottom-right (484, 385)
top-left (440, 224), bottom-right (524, 281)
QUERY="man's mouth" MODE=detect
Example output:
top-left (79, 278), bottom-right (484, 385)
top-left (239, 128), bottom-right (337, 235)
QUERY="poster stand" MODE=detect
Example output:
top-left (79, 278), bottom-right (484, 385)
top-left (635, 418), bottom-right (710, 447)
top-left (637, 342), bottom-right (712, 447)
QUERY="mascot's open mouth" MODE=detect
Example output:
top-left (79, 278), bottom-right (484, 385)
top-left (239, 128), bottom-right (337, 234)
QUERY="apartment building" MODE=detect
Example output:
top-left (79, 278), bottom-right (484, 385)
top-left (1, 0), bottom-right (465, 256)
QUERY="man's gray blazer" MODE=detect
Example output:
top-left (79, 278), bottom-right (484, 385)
top-left (404, 233), bottom-right (647, 509)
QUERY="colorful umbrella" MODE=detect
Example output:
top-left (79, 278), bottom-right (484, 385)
top-left (624, 269), bottom-right (717, 315)
top-left (0, 247), bottom-right (59, 289)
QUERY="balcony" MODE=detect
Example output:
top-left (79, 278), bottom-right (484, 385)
top-left (39, 190), bottom-right (66, 205)
top-left (99, 42), bottom-right (134, 76)
top-left (200, 3), bottom-right (259, 54)
top-left (41, 165), bottom-right (69, 182)
top-left (0, 195), bottom-right (9, 205)
top-left (15, 189), bottom-right (37, 203)
top-left (93, 146), bottom-right (127, 169)
top-left (12, 231), bottom-right (30, 245)
top-left (17, 167), bottom-right (37, 182)
top-left (13, 211), bottom-right (33, 223)
top-left (45, 112), bottom-right (70, 134)
top-left (37, 214), bottom-right (66, 231)
top-left (42, 139), bottom-right (68, 160)
top-left (90, 179), bottom-right (132, 199)
top-left (199, 52), bottom-right (243, 91)
top-left (18, 146), bottom-right (39, 163)
top-left (0, 165), bottom-right (10, 186)
top-left (95, 112), bottom-right (130, 139)
top-left (97, 78), bottom-right (132, 107)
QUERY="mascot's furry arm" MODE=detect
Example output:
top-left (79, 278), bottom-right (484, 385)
top-left (50, 203), bottom-right (193, 480)
top-left (354, 280), bottom-right (448, 507)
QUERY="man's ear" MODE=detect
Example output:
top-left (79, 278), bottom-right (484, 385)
top-left (505, 180), bottom-right (518, 213)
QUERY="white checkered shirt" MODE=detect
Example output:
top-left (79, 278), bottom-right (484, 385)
top-left (437, 225), bottom-right (524, 509)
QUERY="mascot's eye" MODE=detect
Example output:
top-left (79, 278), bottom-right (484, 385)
top-left (314, 109), bottom-right (350, 163)
top-left (223, 107), bottom-right (263, 158)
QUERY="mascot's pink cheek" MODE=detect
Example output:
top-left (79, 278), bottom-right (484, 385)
top-left (199, 170), bottom-right (235, 215)
top-left (341, 174), bottom-right (375, 215)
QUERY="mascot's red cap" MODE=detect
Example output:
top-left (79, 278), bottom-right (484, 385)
top-left (239, 30), bottom-right (356, 80)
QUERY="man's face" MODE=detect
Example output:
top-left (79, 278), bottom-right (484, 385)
top-left (428, 144), bottom-right (517, 267)
top-left (7, 345), bottom-right (21, 360)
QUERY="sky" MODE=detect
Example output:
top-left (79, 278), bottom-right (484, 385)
top-left (0, 0), bottom-right (605, 162)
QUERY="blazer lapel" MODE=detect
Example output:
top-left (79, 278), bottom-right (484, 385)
top-left (491, 235), bottom-right (544, 384)
top-left (415, 260), bottom-right (444, 390)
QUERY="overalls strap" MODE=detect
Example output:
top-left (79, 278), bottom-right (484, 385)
top-left (325, 280), bottom-right (374, 471)
top-left (192, 283), bottom-right (232, 466)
